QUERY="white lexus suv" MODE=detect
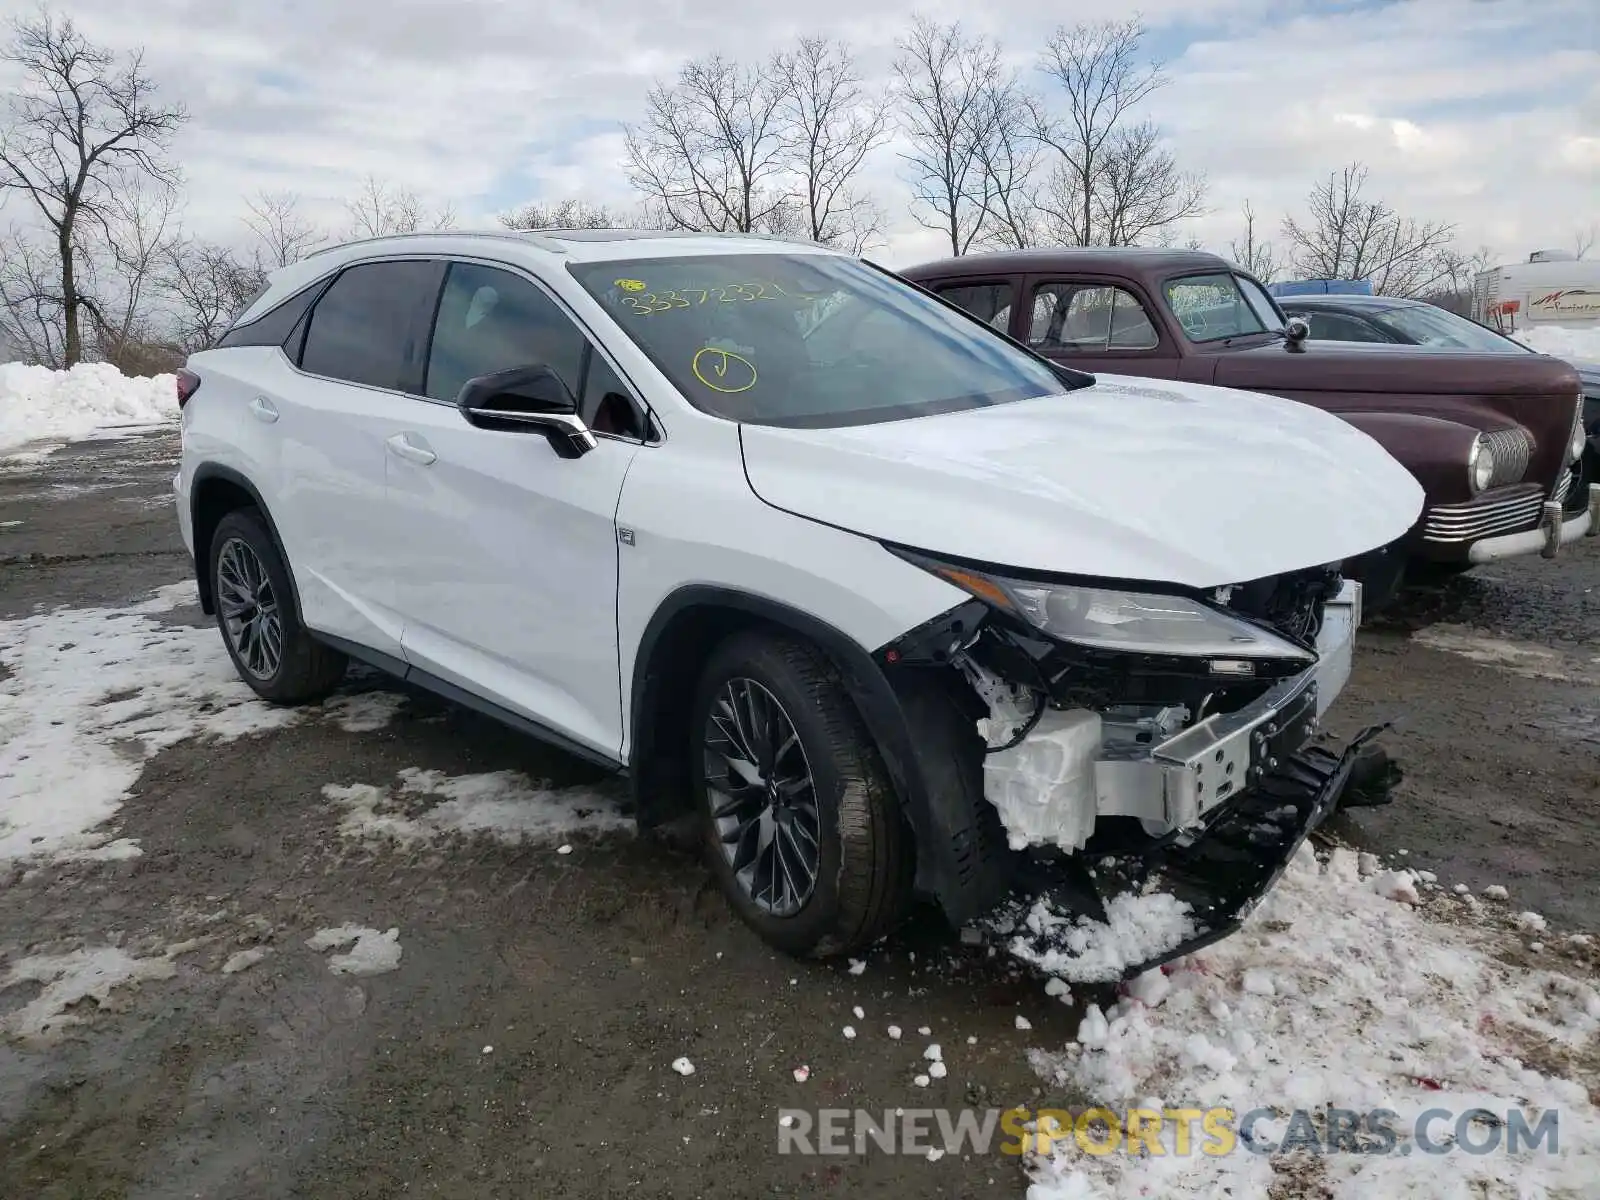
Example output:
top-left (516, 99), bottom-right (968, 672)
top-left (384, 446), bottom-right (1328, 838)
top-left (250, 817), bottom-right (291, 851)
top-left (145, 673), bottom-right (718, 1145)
top-left (176, 229), bottom-right (1422, 972)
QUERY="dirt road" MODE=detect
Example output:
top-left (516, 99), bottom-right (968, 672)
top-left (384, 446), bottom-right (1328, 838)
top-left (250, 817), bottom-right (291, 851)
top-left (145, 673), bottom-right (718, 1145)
top-left (1, 431), bottom-right (1596, 1198)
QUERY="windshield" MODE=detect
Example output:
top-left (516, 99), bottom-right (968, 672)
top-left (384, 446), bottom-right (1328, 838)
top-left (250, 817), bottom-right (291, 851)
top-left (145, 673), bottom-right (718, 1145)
top-left (1376, 304), bottom-right (1531, 354)
top-left (1163, 272), bottom-right (1286, 342)
top-left (568, 253), bottom-right (1073, 427)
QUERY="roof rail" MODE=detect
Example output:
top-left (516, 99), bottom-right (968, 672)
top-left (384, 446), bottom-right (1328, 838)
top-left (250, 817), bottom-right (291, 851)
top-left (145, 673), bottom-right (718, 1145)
top-left (302, 228), bottom-right (568, 260)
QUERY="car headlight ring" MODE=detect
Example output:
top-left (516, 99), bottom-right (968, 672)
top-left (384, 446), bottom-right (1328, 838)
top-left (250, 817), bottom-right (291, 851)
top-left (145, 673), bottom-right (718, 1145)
top-left (1468, 435), bottom-right (1495, 494)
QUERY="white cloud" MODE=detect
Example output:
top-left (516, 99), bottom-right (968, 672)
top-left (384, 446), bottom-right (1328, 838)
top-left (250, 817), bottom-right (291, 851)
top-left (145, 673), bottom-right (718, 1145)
top-left (0, 0), bottom-right (1594, 268)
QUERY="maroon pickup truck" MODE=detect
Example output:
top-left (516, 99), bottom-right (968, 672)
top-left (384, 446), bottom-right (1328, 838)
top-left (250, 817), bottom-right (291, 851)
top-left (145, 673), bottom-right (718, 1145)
top-left (901, 249), bottom-right (1595, 589)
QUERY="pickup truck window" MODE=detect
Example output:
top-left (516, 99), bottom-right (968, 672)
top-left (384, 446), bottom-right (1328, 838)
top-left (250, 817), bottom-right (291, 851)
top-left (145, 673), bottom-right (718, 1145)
top-left (1165, 272), bottom-right (1284, 342)
top-left (1028, 283), bottom-right (1158, 352)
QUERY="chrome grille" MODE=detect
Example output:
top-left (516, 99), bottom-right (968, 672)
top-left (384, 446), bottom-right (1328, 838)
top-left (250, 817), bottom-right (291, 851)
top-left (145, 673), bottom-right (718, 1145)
top-left (1422, 485), bottom-right (1543, 544)
top-left (1553, 465), bottom-right (1573, 507)
top-left (1480, 427), bottom-right (1532, 488)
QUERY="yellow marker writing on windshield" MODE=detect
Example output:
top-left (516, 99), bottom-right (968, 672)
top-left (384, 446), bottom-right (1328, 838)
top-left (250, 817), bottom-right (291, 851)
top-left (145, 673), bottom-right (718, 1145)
top-left (692, 347), bottom-right (758, 394)
top-left (615, 278), bottom-right (647, 292)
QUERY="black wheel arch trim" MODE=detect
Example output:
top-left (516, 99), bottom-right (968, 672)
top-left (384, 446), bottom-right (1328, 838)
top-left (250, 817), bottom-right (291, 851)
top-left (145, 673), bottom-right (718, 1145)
top-left (189, 464), bottom-right (302, 619)
top-left (628, 584), bottom-right (1002, 923)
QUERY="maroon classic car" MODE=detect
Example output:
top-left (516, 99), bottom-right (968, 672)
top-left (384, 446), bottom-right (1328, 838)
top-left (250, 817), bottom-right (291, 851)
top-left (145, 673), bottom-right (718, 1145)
top-left (901, 249), bottom-right (1596, 589)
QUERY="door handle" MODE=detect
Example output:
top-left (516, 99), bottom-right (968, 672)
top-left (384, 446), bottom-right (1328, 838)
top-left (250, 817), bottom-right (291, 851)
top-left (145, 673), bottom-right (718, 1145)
top-left (386, 432), bottom-right (437, 466)
top-left (248, 396), bottom-right (279, 423)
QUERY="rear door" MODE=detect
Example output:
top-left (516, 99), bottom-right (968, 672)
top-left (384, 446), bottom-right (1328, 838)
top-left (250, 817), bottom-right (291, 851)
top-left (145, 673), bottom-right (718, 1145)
top-left (276, 258), bottom-right (445, 658)
top-left (1020, 276), bottom-right (1180, 379)
top-left (384, 260), bottom-right (650, 758)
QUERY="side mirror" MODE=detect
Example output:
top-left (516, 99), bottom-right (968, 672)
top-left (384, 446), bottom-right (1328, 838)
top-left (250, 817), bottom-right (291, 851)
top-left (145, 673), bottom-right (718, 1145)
top-left (456, 364), bottom-right (597, 457)
top-left (1284, 317), bottom-right (1310, 353)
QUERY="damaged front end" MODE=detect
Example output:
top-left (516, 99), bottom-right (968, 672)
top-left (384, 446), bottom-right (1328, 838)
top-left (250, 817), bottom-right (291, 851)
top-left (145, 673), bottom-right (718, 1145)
top-left (878, 551), bottom-right (1398, 981)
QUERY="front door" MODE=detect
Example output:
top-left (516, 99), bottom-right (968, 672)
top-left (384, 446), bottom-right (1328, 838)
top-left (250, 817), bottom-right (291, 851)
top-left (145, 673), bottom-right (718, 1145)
top-left (385, 260), bottom-right (651, 759)
top-left (1021, 277), bottom-right (1181, 380)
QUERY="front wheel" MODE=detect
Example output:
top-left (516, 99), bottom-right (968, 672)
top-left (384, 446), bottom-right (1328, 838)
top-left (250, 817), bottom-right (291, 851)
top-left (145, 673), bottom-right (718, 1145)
top-left (691, 631), bottom-right (912, 958)
top-left (209, 508), bottom-right (347, 703)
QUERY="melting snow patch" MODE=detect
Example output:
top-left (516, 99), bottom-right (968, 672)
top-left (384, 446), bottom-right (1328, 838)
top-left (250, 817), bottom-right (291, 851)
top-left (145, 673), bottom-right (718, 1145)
top-left (671, 1056), bottom-right (695, 1076)
top-left (1023, 845), bottom-right (1600, 1198)
top-left (1, 946), bottom-right (181, 1043)
top-left (221, 948), bottom-right (269, 975)
top-left (1006, 891), bottom-right (1197, 984)
top-left (306, 925), bottom-right (402, 976)
top-left (1411, 626), bottom-right (1590, 684)
top-left (0, 587), bottom-right (300, 863)
top-left (322, 767), bottom-right (627, 846)
top-left (321, 690), bottom-right (407, 733)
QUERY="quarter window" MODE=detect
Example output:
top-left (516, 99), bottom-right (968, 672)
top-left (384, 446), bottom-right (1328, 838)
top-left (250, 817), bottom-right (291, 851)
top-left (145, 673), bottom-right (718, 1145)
top-left (299, 260), bottom-right (442, 390)
top-left (1029, 283), bottom-right (1159, 352)
top-left (934, 282), bottom-right (1016, 333)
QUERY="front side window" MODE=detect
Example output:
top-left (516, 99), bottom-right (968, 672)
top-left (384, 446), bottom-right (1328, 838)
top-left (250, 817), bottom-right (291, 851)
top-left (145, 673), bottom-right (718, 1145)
top-left (1029, 283), bottom-right (1159, 352)
top-left (1163, 272), bottom-right (1285, 343)
top-left (424, 263), bottom-right (587, 404)
top-left (935, 282), bottom-right (1016, 333)
top-left (299, 260), bottom-right (442, 390)
top-left (567, 254), bottom-right (1076, 428)
top-left (1302, 312), bottom-right (1388, 343)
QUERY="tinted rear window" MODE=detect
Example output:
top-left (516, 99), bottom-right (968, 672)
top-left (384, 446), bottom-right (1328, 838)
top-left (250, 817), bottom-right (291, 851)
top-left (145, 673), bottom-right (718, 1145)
top-left (300, 260), bottom-right (442, 391)
top-left (216, 281), bottom-right (324, 351)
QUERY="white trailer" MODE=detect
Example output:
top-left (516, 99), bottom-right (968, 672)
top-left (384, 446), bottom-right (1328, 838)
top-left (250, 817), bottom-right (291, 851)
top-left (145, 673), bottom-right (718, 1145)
top-left (1474, 250), bottom-right (1600, 332)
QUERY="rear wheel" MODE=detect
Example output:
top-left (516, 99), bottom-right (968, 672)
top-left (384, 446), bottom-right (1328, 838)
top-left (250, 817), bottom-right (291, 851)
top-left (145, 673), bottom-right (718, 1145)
top-left (691, 631), bottom-right (911, 957)
top-left (209, 508), bottom-right (346, 703)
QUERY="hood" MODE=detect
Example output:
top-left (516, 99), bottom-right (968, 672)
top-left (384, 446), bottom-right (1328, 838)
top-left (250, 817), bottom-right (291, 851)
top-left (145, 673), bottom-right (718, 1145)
top-left (1216, 338), bottom-right (1582, 397)
top-left (739, 375), bottom-right (1424, 590)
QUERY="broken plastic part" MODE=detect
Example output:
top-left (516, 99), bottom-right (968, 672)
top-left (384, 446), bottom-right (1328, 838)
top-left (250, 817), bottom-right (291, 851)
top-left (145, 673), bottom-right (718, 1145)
top-left (981, 709), bottom-right (1103, 854)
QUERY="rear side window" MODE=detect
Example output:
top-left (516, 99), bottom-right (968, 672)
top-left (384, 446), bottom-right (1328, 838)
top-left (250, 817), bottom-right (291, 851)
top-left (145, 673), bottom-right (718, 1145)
top-left (935, 282), bottom-right (1015, 333)
top-left (300, 260), bottom-right (443, 391)
top-left (215, 281), bottom-right (325, 351)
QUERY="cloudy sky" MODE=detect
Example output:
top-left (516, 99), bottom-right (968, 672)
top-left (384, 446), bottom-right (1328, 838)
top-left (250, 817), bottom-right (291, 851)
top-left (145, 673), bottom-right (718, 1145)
top-left (3, 0), bottom-right (1597, 269)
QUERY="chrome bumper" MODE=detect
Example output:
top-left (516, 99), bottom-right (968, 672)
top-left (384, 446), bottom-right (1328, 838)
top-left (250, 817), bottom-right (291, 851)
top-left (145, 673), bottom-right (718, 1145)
top-left (1095, 580), bottom-right (1360, 833)
top-left (1467, 484), bottom-right (1597, 563)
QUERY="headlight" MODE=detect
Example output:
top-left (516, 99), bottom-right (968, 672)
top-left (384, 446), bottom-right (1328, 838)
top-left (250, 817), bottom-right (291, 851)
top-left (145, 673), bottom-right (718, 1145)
top-left (899, 555), bottom-right (1313, 661)
top-left (1468, 435), bottom-right (1495, 494)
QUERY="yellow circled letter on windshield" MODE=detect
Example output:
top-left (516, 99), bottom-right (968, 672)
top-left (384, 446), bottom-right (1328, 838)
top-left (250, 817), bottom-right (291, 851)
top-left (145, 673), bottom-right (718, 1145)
top-left (692, 347), bottom-right (758, 394)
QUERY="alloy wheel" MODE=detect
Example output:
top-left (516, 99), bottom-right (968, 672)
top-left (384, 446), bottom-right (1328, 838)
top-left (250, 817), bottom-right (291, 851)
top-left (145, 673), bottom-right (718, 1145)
top-left (216, 536), bottom-right (284, 681)
top-left (702, 677), bottom-right (821, 917)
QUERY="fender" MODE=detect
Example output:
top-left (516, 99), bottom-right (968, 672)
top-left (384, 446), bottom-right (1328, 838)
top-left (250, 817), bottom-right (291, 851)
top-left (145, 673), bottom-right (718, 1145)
top-left (629, 585), bottom-right (999, 923)
top-left (1331, 409), bottom-right (1486, 505)
top-left (188, 463), bottom-right (302, 618)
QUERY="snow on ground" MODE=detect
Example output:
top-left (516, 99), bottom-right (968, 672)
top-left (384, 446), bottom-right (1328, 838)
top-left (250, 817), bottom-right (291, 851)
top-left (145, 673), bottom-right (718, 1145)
top-left (1022, 846), bottom-right (1599, 1199)
top-left (307, 925), bottom-right (403, 976)
top-left (1, 943), bottom-right (194, 1045)
top-left (0, 580), bottom-right (410, 864)
top-left (1007, 891), bottom-right (1198, 985)
top-left (1514, 325), bottom-right (1600, 362)
top-left (322, 765), bottom-right (628, 846)
top-left (0, 362), bottom-right (176, 455)
top-left (1411, 626), bottom-right (1597, 685)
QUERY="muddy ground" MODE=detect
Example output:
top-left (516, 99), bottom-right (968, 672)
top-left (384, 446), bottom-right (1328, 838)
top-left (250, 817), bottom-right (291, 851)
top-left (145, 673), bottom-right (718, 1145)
top-left (1, 430), bottom-right (1597, 1199)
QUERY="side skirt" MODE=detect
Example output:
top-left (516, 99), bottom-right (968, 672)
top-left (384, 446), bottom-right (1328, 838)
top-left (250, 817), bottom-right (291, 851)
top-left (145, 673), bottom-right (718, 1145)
top-left (312, 632), bottom-right (626, 773)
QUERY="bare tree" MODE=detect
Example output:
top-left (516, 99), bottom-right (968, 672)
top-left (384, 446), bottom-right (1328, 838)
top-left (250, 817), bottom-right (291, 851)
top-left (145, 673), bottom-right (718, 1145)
top-left (773, 36), bottom-right (888, 251)
top-left (0, 223), bottom-right (63, 365)
top-left (242, 190), bottom-right (326, 268)
top-left (86, 177), bottom-right (180, 368)
top-left (1227, 200), bottom-right (1280, 282)
top-left (1030, 18), bottom-right (1202, 247)
top-left (625, 54), bottom-right (792, 234)
top-left (0, 11), bottom-right (186, 365)
top-left (498, 198), bottom-right (620, 230)
top-left (160, 238), bottom-right (265, 353)
top-left (893, 17), bottom-right (1025, 256)
top-left (1574, 223), bottom-right (1597, 261)
top-left (1281, 162), bottom-right (1457, 296)
top-left (969, 76), bottom-right (1042, 250)
top-left (344, 174), bottom-right (457, 238)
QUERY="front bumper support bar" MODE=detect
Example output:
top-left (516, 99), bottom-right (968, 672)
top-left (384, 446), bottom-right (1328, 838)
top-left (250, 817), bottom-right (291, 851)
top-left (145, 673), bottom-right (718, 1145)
top-left (996, 719), bottom-right (1397, 983)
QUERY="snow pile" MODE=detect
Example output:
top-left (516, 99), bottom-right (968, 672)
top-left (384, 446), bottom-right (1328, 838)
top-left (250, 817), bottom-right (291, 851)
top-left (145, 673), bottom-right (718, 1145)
top-left (1005, 891), bottom-right (1199, 984)
top-left (1024, 846), bottom-right (1600, 1198)
top-left (1514, 325), bottom-right (1600, 362)
top-left (322, 766), bottom-right (628, 846)
top-left (0, 361), bottom-right (176, 454)
top-left (0, 586), bottom-right (298, 862)
top-left (307, 925), bottom-right (403, 976)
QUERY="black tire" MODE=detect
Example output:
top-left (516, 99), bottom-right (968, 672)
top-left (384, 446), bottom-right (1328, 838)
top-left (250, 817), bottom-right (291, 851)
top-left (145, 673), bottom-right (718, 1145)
top-left (208, 507), bottom-right (347, 703)
top-left (691, 630), bottom-right (912, 958)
